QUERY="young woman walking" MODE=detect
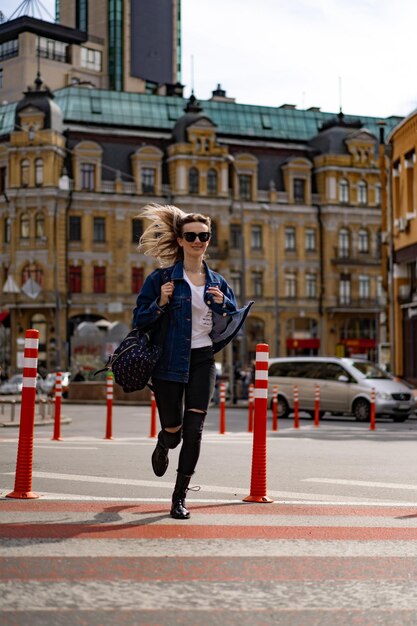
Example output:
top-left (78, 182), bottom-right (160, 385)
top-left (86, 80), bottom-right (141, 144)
top-left (132, 204), bottom-right (253, 519)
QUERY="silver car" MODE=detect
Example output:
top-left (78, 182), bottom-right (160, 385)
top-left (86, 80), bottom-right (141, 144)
top-left (268, 357), bottom-right (416, 422)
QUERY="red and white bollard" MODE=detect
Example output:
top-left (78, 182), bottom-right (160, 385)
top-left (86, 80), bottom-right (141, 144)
top-left (105, 371), bottom-right (113, 440)
top-left (369, 387), bottom-right (376, 431)
top-left (293, 385), bottom-right (300, 429)
top-left (247, 383), bottom-right (254, 433)
top-left (7, 329), bottom-right (40, 499)
top-left (272, 384), bottom-right (278, 431)
top-left (219, 381), bottom-right (226, 434)
top-left (243, 343), bottom-right (273, 503)
top-left (52, 371), bottom-right (62, 441)
top-left (314, 384), bottom-right (320, 428)
top-left (149, 390), bottom-right (157, 438)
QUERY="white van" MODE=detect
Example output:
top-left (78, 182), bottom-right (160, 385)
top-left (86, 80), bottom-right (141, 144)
top-left (268, 357), bottom-right (416, 422)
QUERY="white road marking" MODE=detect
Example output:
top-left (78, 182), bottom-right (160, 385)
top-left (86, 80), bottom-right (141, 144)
top-left (304, 477), bottom-right (417, 491)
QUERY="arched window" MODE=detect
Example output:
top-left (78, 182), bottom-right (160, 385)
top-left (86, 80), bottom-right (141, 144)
top-left (20, 212), bottom-right (30, 239)
top-left (22, 262), bottom-right (44, 286)
top-left (338, 228), bottom-right (350, 258)
top-left (35, 158), bottom-right (44, 186)
top-left (358, 228), bottom-right (369, 253)
top-left (20, 159), bottom-right (30, 187)
top-left (339, 179), bottom-right (349, 203)
top-left (357, 180), bottom-right (368, 205)
top-left (189, 167), bottom-right (199, 194)
top-left (207, 168), bottom-right (218, 195)
top-left (35, 213), bottom-right (45, 238)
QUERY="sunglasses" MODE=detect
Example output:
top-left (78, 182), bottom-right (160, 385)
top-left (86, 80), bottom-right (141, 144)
top-left (182, 231), bottom-right (211, 242)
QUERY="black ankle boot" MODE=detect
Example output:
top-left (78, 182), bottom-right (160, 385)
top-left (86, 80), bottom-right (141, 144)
top-left (151, 439), bottom-right (169, 477)
top-left (170, 472), bottom-right (192, 519)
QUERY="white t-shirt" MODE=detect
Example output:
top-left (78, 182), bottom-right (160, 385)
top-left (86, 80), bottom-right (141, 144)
top-left (184, 272), bottom-right (213, 348)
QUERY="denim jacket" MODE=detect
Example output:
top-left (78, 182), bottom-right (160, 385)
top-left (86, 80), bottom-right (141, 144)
top-left (132, 260), bottom-right (254, 382)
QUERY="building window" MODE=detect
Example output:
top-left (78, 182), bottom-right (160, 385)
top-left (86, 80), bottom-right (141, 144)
top-left (239, 174), bottom-right (251, 200)
top-left (252, 271), bottom-right (263, 297)
top-left (230, 270), bottom-right (241, 297)
top-left (284, 227), bottom-right (296, 251)
top-left (37, 36), bottom-right (67, 62)
top-left (0, 69), bottom-right (3, 89)
top-left (35, 213), bottom-right (45, 238)
top-left (132, 218), bottom-right (143, 244)
top-left (230, 223), bottom-right (242, 249)
top-left (207, 168), bottom-right (218, 195)
top-left (358, 229), bottom-right (369, 253)
top-left (251, 225), bottom-right (262, 250)
top-left (22, 263), bottom-right (43, 286)
top-left (339, 274), bottom-right (351, 304)
top-left (189, 167), bottom-right (199, 194)
top-left (69, 266), bottom-right (82, 293)
top-left (93, 217), bottom-right (105, 242)
top-left (20, 212), bottom-right (30, 238)
top-left (375, 183), bottom-right (381, 205)
top-left (35, 158), bottom-right (44, 186)
top-left (210, 220), bottom-right (218, 247)
top-left (80, 162), bottom-right (95, 190)
top-left (80, 46), bottom-right (102, 71)
top-left (0, 38), bottom-right (18, 61)
top-left (0, 166), bottom-right (6, 193)
top-left (357, 180), bottom-right (368, 205)
top-left (4, 216), bottom-right (10, 243)
top-left (306, 273), bottom-right (317, 298)
top-left (293, 178), bottom-right (305, 203)
top-left (131, 267), bottom-right (144, 293)
top-left (338, 228), bottom-right (350, 258)
top-left (339, 178), bottom-right (349, 203)
top-left (285, 273), bottom-right (297, 298)
top-left (21, 159), bottom-right (29, 187)
top-left (305, 228), bottom-right (316, 252)
top-left (359, 275), bottom-right (371, 300)
top-left (69, 216), bottom-right (82, 241)
top-left (141, 167), bottom-right (156, 193)
top-left (93, 266), bottom-right (106, 293)
top-left (76, 0), bottom-right (88, 31)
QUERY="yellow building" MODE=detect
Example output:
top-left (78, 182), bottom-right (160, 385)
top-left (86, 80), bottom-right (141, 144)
top-left (0, 76), bottom-right (401, 378)
top-left (388, 112), bottom-right (417, 383)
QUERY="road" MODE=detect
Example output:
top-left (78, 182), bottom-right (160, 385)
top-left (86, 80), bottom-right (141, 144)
top-left (2, 403), bottom-right (417, 625)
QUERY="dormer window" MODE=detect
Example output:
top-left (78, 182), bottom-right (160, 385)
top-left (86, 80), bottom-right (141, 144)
top-left (239, 174), bottom-right (251, 200)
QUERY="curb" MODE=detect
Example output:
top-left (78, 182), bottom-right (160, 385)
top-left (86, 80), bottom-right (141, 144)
top-left (0, 417), bottom-right (72, 428)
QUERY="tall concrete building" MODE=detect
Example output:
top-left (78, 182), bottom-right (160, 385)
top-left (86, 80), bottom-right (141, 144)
top-left (0, 0), bottom-right (181, 103)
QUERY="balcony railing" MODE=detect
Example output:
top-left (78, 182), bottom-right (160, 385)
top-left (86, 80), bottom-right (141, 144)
top-left (331, 247), bottom-right (381, 266)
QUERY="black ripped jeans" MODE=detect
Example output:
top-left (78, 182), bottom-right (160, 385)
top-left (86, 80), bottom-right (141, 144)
top-left (152, 346), bottom-right (216, 475)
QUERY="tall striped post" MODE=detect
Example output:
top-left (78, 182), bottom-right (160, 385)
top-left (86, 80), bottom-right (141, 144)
top-left (7, 329), bottom-right (40, 499)
top-left (52, 371), bottom-right (62, 441)
top-left (247, 383), bottom-right (254, 433)
top-left (293, 385), bottom-right (300, 429)
top-left (272, 384), bottom-right (278, 431)
top-left (105, 371), bottom-right (113, 440)
top-left (219, 382), bottom-right (226, 434)
top-left (314, 384), bottom-right (320, 428)
top-left (243, 343), bottom-right (273, 503)
top-left (149, 391), bottom-right (157, 438)
top-left (369, 387), bottom-right (376, 431)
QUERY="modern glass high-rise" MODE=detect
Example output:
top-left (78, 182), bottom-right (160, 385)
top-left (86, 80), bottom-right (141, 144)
top-left (57, 0), bottom-right (181, 91)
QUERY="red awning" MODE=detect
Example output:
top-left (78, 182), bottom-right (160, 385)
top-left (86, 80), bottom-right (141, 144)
top-left (286, 338), bottom-right (320, 349)
top-left (341, 339), bottom-right (376, 348)
top-left (0, 311), bottom-right (9, 324)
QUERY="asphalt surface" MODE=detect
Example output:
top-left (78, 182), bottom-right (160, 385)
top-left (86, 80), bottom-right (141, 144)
top-left (2, 402), bottom-right (417, 625)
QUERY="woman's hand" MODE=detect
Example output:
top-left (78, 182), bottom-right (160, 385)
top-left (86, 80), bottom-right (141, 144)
top-left (207, 286), bottom-right (224, 305)
top-left (159, 281), bottom-right (174, 307)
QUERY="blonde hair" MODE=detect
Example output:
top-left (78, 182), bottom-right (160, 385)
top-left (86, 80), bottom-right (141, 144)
top-left (137, 203), bottom-right (211, 266)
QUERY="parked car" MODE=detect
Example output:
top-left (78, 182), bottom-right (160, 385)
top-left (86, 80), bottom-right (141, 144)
top-left (268, 357), bottom-right (416, 422)
top-left (40, 371), bottom-right (71, 398)
top-left (0, 373), bottom-right (43, 395)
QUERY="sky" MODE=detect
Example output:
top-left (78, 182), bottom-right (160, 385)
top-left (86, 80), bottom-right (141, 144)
top-left (3, 0), bottom-right (417, 119)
